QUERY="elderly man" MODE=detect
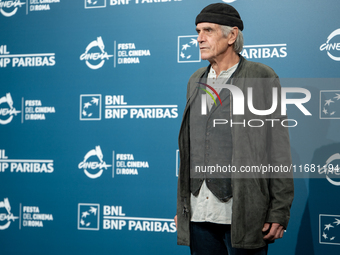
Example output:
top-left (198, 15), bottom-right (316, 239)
top-left (175, 3), bottom-right (294, 255)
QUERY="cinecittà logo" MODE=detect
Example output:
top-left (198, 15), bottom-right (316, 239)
top-left (320, 29), bottom-right (340, 61)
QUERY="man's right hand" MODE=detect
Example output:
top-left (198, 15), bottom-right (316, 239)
top-left (174, 215), bottom-right (177, 229)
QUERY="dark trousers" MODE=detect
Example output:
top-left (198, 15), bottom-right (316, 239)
top-left (190, 222), bottom-right (268, 255)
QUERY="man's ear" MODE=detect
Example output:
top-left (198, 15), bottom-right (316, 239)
top-left (228, 27), bottom-right (239, 45)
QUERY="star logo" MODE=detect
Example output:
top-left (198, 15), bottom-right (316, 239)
top-left (177, 35), bottom-right (201, 63)
top-left (80, 94), bottom-right (102, 121)
top-left (320, 214), bottom-right (340, 245)
top-left (78, 204), bottom-right (100, 230)
top-left (320, 90), bottom-right (340, 119)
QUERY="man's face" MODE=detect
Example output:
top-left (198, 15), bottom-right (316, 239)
top-left (196, 22), bottom-right (230, 61)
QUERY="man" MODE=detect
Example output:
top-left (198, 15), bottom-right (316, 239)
top-left (175, 3), bottom-right (294, 255)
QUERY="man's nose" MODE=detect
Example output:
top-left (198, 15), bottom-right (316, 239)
top-left (197, 33), bottom-right (204, 43)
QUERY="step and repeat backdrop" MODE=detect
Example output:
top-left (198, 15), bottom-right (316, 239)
top-left (1, 0), bottom-right (340, 254)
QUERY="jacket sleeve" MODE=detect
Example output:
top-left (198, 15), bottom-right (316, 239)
top-left (265, 77), bottom-right (294, 229)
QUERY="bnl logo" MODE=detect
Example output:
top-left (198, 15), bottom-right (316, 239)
top-left (80, 94), bottom-right (101, 121)
top-left (84, 0), bottom-right (106, 9)
top-left (177, 36), bottom-right (200, 63)
top-left (199, 83), bottom-right (312, 116)
top-left (320, 90), bottom-right (340, 119)
top-left (319, 214), bottom-right (340, 245)
top-left (78, 203), bottom-right (100, 230)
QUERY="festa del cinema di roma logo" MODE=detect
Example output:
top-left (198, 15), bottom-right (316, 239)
top-left (198, 82), bottom-right (312, 127)
top-left (78, 146), bottom-right (111, 179)
top-left (0, 0), bottom-right (25, 17)
top-left (0, 198), bottom-right (18, 230)
top-left (80, 37), bottom-right (113, 69)
top-left (0, 93), bottom-right (20, 125)
top-left (320, 28), bottom-right (340, 61)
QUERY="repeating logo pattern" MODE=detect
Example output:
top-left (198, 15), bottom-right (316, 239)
top-left (78, 204), bottom-right (100, 230)
top-left (320, 29), bottom-right (340, 61)
top-left (320, 90), bottom-right (340, 119)
top-left (177, 36), bottom-right (200, 63)
top-left (80, 95), bottom-right (102, 121)
top-left (85, 0), bottom-right (106, 9)
top-left (0, 198), bottom-right (18, 230)
top-left (320, 214), bottom-right (340, 245)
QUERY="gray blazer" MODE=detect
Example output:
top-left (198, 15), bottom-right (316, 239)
top-left (176, 56), bottom-right (294, 249)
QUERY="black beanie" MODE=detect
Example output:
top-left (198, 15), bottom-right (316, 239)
top-left (195, 3), bottom-right (244, 31)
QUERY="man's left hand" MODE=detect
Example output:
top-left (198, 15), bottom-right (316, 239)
top-left (262, 223), bottom-right (284, 241)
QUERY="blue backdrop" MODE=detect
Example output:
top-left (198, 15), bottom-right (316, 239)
top-left (1, 0), bottom-right (340, 254)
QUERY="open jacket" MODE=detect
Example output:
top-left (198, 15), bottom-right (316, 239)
top-left (176, 56), bottom-right (294, 249)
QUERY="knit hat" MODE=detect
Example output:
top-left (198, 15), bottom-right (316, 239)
top-left (195, 3), bottom-right (244, 31)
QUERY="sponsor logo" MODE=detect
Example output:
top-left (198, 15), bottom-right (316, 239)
top-left (80, 95), bottom-right (101, 121)
top-left (177, 35), bottom-right (200, 63)
top-left (0, 93), bottom-right (20, 125)
top-left (0, 198), bottom-right (18, 230)
top-left (80, 38), bottom-right (151, 69)
top-left (78, 204), bottom-right (100, 230)
top-left (320, 29), bottom-right (340, 61)
top-left (320, 214), bottom-right (340, 245)
top-left (116, 42), bottom-right (150, 65)
top-left (0, 149), bottom-right (54, 173)
top-left (0, 93), bottom-right (56, 124)
top-left (320, 90), bottom-right (340, 119)
top-left (241, 44), bottom-right (287, 59)
top-left (318, 153), bottom-right (340, 186)
top-left (80, 94), bottom-right (178, 120)
top-left (22, 205), bottom-right (53, 228)
top-left (78, 146), bottom-right (112, 179)
top-left (24, 99), bottom-right (56, 121)
top-left (114, 152), bottom-right (149, 177)
top-left (0, 0), bottom-right (25, 17)
top-left (78, 203), bottom-right (176, 233)
top-left (77, 146), bottom-right (149, 178)
top-left (0, 0), bottom-right (60, 17)
top-left (105, 95), bottom-right (178, 119)
top-left (29, 0), bottom-right (60, 12)
top-left (0, 45), bottom-right (55, 68)
top-left (85, 0), bottom-right (106, 9)
top-left (80, 37), bottom-right (113, 70)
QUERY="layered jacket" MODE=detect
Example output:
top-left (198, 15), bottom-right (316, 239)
top-left (176, 56), bottom-right (294, 249)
